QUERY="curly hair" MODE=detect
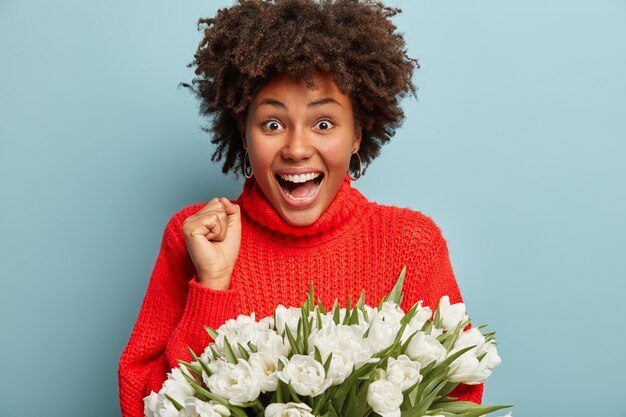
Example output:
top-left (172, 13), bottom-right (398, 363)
top-left (181, 0), bottom-right (418, 176)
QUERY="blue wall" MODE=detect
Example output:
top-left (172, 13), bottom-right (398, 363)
top-left (1, 1), bottom-right (625, 416)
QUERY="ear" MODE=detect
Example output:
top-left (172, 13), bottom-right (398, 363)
top-left (241, 133), bottom-right (248, 151)
top-left (352, 128), bottom-right (362, 153)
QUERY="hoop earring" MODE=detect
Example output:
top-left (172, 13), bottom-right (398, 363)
top-left (348, 152), bottom-right (362, 181)
top-left (243, 151), bottom-right (253, 179)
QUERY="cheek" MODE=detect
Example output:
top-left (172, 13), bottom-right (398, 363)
top-left (322, 139), bottom-right (354, 168)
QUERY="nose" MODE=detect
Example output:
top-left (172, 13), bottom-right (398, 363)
top-left (280, 127), bottom-right (314, 161)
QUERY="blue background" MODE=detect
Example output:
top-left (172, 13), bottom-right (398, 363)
top-left (1, 1), bottom-right (625, 416)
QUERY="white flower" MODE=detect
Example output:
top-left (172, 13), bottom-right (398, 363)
top-left (405, 332), bottom-right (446, 367)
top-left (447, 354), bottom-right (490, 385)
top-left (156, 367), bottom-right (194, 410)
top-left (205, 359), bottom-right (261, 405)
top-left (215, 313), bottom-right (276, 358)
top-left (366, 379), bottom-right (403, 417)
top-left (437, 296), bottom-right (469, 331)
top-left (276, 355), bottom-right (332, 397)
top-left (367, 302), bottom-right (405, 352)
top-left (274, 305), bottom-right (303, 335)
top-left (308, 323), bottom-right (376, 384)
top-left (179, 398), bottom-right (231, 417)
top-left (251, 328), bottom-right (290, 357)
top-left (265, 402), bottom-right (314, 417)
top-left (400, 302), bottom-right (432, 343)
top-left (386, 355), bottom-right (422, 392)
top-left (447, 328), bottom-right (502, 384)
top-left (249, 351), bottom-right (279, 392)
top-left (143, 391), bottom-right (178, 417)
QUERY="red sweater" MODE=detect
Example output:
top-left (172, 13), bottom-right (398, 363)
top-left (118, 176), bottom-right (483, 417)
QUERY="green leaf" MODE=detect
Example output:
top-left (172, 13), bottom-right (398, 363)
top-left (237, 343), bottom-right (250, 360)
top-left (314, 346), bottom-right (323, 363)
top-left (429, 345), bottom-right (475, 376)
top-left (323, 352), bottom-right (333, 375)
top-left (332, 299), bottom-right (340, 324)
top-left (284, 325), bottom-right (301, 355)
top-left (348, 303), bottom-right (361, 325)
top-left (386, 266), bottom-right (406, 305)
top-left (186, 347), bottom-right (212, 378)
top-left (247, 341), bottom-right (258, 353)
top-left (317, 299), bottom-right (327, 315)
top-left (316, 308), bottom-right (324, 330)
top-left (164, 393), bottom-right (183, 411)
top-left (433, 304), bottom-right (442, 329)
top-left (204, 326), bottom-right (219, 341)
top-left (177, 360), bottom-right (203, 379)
top-left (431, 401), bottom-right (512, 417)
top-left (222, 337), bottom-right (239, 364)
top-left (342, 296), bottom-right (352, 325)
top-left (421, 320), bottom-right (433, 335)
top-left (181, 373), bottom-right (248, 417)
top-left (307, 282), bottom-right (315, 312)
top-left (356, 290), bottom-right (366, 310)
top-left (287, 382), bottom-right (304, 404)
top-left (209, 345), bottom-right (220, 360)
top-left (321, 400), bottom-right (339, 417)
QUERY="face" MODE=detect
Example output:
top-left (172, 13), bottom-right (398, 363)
top-left (244, 72), bottom-right (361, 226)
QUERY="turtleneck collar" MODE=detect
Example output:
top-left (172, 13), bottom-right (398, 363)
top-left (236, 175), bottom-right (368, 244)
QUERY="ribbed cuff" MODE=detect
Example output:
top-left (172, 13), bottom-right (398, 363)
top-left (177, 278), bottom-right (239, 334)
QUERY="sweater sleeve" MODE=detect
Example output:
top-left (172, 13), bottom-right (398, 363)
top-left (118, 211), bottom-right (239, 417)
top-left (402, 217), bottom-right (484, 404)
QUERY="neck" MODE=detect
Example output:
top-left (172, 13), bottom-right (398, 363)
top-left (237, 175), bottom-right (368, 244)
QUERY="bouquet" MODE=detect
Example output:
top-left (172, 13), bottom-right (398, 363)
top-left (145, 268), bottom-right (512, 417)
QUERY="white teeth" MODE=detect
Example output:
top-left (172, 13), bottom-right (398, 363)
top-left (279, 172), bottom-right (321, 183)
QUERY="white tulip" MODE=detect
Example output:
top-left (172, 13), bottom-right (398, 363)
top-left (277, 355), bottom-right (332, 397)
top-left (251, 328), bottom-right (290, 357)
top-left (366, 379), bottom-right (403, 417)
top-left (157, 368), bottom-right (194, 409)
top-left (447, 328), bottom-right (501, 384)
top-left (143, 391), bottom-right (178, 417)
top-left (308, 323), bottom-right (376, 384)
top-left (367, 302), bottom-right (405, 352)
top-left (205, 359), bottom-right (261, 405)
top-left (179, 398), bottom-right (231, 417)
top-left (274, 305), bottom-right (303, 335)
top-left (249, 351), bottom-right (279, 392)
top-left (265, 402), bottom-right (314, 417)
top-left (447, 354), bottom-right (491, 385)
top-left (386, 355), bottom-right (422, 391)
top-left (405, 332), bottom-right (446, 367)
top-left (400, 302), bottom-right (432, 343)
top-left (437, 296), bottom-right (469, 331)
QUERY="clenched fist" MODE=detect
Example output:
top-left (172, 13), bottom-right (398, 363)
top-left (182, 197), bottom-right (241, 290)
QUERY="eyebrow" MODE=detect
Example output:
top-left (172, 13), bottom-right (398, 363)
top-left (255, 97), bottom-right (343, 110)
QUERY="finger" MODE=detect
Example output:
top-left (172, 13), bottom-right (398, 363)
top-left (220, 198), bottom-right (239, 215)
top-left (196, 198), bottom-right (226, 215)
top-left (184, 212), bottom-right (224, 240)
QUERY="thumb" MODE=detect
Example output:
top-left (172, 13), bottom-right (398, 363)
top-left (220, 198), bottom-right (241, 228)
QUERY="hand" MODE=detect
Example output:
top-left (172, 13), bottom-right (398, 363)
top-left (182, 198), bottom-right (241, 290)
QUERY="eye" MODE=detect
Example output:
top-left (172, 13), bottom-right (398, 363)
top-left (315, 118), bottom-right (335, 131)
top-left (262, 120), bottom-right (284, 132)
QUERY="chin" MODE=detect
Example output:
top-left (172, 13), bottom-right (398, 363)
top-left (280, 209), bottom-right (321, 227)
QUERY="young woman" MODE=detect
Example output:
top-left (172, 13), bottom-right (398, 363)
top-left (119, 1), bottom-right (483, 416)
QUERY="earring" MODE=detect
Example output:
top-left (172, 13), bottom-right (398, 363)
top-left (243, 151), bottom-right (253, 179)
top-left (348, 152), bottom-right (362, 181)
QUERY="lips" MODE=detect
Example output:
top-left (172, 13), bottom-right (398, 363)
top-left (275, 172), bottom-right (324, 203)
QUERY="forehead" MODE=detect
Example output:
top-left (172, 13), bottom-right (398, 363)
top-left (252, 72), bottom-right (351, 108)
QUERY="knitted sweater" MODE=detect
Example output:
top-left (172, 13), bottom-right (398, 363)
top-left (118, 176), bottom-right (483, 417)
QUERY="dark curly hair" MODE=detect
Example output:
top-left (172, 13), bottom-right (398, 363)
top-left (181, 0), bottom-right (418, 176)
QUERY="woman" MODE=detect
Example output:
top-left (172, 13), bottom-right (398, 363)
top-left (119, 1), bottom-right (483, 416)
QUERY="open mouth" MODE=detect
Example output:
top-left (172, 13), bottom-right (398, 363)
top-left (275, 172), bottom-right (324, 201)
